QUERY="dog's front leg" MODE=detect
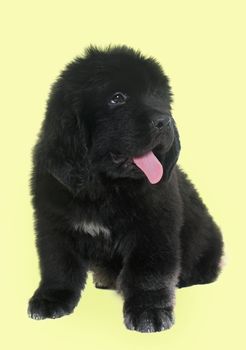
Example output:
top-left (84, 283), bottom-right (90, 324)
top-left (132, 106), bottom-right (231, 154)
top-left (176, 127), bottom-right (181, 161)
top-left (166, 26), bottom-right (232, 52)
top-left (118, 231), bottom-right (180, 333)
top-left (28, 213), bottom-right (88, 320)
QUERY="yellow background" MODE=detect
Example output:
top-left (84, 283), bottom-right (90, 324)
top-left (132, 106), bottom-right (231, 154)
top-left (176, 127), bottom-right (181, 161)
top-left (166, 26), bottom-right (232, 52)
top-left (1, 1), bottom-right (245, 349)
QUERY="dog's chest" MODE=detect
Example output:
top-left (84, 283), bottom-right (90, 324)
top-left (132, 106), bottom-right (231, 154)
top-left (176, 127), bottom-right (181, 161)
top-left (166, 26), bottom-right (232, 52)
top-left (70, 186), bottom-right (135, 239)
top-left (71, 198), bottom-right (114, 239)
top-left (73, 220), bottom-right (111, 238)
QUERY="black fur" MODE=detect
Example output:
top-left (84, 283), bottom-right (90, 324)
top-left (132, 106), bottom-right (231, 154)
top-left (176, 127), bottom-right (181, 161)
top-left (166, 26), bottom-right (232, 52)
top-left (28, 45), bottom-right (224, 332)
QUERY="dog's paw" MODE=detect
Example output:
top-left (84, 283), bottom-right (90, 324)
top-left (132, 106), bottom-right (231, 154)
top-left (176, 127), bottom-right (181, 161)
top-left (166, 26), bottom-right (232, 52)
top-left (123, 304), bottom-right (174, 333)
top-left (94, 281), bottom-right (116, 290)
top-left (95, 282), bottom-right (111, 289)
top-left (27, 288), bottom-right (80, 320)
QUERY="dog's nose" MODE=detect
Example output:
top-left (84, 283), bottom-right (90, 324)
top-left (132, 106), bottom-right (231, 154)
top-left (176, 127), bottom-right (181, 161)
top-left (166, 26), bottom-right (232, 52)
top-left (152, 115), bottom-right (171, 130)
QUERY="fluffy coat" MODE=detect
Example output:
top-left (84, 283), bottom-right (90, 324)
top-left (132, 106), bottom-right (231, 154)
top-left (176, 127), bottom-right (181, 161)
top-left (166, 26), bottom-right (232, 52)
top-left (28, 45), bottom-right (224, 332)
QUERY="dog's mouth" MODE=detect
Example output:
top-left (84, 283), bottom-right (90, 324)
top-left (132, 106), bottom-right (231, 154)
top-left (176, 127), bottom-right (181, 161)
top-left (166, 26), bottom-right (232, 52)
top-left (110, 147), bottom-right (163, 184)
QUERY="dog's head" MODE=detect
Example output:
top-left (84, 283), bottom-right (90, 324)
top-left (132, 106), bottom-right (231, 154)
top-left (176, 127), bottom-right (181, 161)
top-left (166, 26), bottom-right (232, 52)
top-left (38, 46), bottom-right (180, 194)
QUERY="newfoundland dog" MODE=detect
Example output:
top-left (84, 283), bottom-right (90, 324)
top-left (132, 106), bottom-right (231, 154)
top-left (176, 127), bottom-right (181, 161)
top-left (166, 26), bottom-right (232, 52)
top-left (28, 45), bottom-right (224, 332)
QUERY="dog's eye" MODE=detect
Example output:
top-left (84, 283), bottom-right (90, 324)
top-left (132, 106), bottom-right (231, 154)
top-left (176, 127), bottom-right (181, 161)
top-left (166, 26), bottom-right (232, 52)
top-left (109, 92), bottom-right (127, 105)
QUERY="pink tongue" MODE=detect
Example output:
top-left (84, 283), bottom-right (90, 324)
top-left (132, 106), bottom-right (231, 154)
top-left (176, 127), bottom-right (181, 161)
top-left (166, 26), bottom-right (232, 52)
top-left (133, 151), bottom-right (163, 184)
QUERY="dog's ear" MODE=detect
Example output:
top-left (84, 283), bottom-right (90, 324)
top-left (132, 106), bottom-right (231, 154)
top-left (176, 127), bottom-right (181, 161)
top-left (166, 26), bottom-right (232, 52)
top-left (35, 81), bottom-right (90, 195)
top-left (163, 122), bottom-right (181, 181)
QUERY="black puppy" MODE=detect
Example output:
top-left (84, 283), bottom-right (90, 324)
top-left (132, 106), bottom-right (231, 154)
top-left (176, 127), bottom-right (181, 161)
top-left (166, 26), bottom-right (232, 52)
top-left (28, 45), bottom-right (224, 332)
